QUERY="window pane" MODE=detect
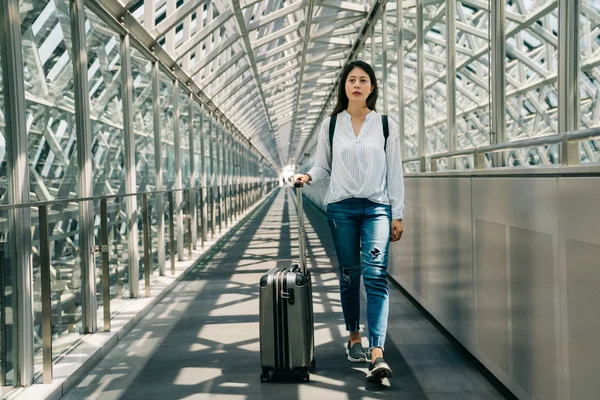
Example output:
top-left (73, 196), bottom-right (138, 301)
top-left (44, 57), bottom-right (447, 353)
top-left (0, 18), bottom-right (16, 390)
top-left (580, 0), bottom-right (600, 163)
top-left (456, 1), bottom-right (490, 154)
top-left (505, 0), bottom-right (558, 141)
top-left (403, 4), bottom-right (419, 161)
top-left (424, 0), bottom-right (447, 156)
top-left (20, 0), bottom-right (83, 376)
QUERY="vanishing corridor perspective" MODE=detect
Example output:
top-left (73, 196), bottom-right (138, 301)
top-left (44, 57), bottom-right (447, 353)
top-left (0, 0), bottom-right (598, 399)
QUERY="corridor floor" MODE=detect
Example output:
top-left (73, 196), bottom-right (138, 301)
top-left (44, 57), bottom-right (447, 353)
top-left (64, 187), bottom-right (509, 400)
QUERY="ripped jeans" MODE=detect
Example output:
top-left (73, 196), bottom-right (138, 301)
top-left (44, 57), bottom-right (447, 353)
top-left (327, 198), bottom-right (391, 350)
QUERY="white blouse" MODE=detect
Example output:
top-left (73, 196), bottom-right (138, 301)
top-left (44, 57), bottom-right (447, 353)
top-left (307, 110), bottom-right (405, 220)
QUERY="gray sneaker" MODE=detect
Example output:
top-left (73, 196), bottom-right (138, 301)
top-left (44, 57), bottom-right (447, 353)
top-left (346, 341), bottom-right (368, 363)
top-left (366, 357), bottom-right (392, 381)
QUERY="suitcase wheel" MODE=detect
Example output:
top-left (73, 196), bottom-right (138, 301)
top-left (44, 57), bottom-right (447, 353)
top-left (260, 368), bottom-right (270, 383)
top-left (301, 370), bottom-right (310, 382)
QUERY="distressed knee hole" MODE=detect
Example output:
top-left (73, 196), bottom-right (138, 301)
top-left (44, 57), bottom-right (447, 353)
top-left (342, 269), bottom-right (351, 284)
top-left (370, 247), bottom-right (382, 260)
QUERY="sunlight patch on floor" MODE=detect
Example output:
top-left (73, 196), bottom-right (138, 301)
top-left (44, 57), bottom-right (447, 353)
top-left (174, 367), bottom-right (222, 385)
top-left (198, 322), bottom-right (259, 344)
top-left (189, 343), bottom-right (210, 352)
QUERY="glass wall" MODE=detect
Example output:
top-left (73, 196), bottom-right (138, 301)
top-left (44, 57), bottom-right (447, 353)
top-left (20, 0), bottom-right (84, 376)
top-left (0, 0), bottom-right (269, 391)
top-left (0, 19), bottom-right (15, 390)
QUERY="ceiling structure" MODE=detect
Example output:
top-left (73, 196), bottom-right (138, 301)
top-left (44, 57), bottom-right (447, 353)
top-left (117, 0), bottom-right (378, 169)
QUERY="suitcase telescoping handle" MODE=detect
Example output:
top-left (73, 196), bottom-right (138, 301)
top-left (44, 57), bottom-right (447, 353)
top-left (293, 181), bottom-right (307, 274)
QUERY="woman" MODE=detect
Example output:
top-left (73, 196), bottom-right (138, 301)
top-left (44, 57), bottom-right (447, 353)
top-left (294, 60), bottom-right (404, 382)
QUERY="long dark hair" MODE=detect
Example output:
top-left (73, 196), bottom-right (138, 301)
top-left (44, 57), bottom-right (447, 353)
top-left (330, 60), bottom-right (378, 116)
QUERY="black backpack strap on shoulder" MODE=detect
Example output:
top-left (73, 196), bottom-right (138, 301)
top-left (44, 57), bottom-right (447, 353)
top-left (382, 115), bottom-right (389, 151)
top-left (329, 114), bottom-right (337, 154)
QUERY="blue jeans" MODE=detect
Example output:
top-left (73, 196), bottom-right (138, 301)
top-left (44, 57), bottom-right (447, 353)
top-left (327, 198), bottom-right (391, 350)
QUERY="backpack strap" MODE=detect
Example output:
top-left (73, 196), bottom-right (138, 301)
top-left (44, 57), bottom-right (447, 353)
top-left (328, 114), bottom-right (337, 154)
top-left (382, 114), bottom-right (389, 150)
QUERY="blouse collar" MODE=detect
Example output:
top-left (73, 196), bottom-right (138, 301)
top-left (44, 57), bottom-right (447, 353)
top-left (342, 109), bottom-right (376, 120)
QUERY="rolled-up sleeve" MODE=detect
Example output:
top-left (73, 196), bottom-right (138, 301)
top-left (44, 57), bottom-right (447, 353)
top-left (306, 118), bottom-right (331, 183)
top-left (386, 120), bottom-right (405, 220)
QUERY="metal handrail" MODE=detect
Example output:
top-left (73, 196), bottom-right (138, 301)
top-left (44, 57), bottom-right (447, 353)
top-left (30, 178), bottom-right (279, 384)
top-left (0, 182), bottom-right (273, 212)
top-left (403, 127), bottom-right (600, 172)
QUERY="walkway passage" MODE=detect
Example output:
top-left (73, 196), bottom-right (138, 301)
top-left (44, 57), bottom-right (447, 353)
top-left (64, 187), bottom-right (509, 400)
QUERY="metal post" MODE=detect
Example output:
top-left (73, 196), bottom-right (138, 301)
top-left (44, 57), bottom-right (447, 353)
top-left (371, 26), bottom-right (376, 68)
top-left (71, 0), bottom-right (96, 332)
top-left (382, 4), bottom-right (388, 115)
top-left (174, 82), bottom-right (184, 261)
top-left (188, 94), bottom-right (197, 248)
top-left (209, 118), bottom-right (215, 239)
top-left (152, 62), bottom-right (166, 276)
top-left (0, 0), bottom-right (34, 385)
top-left (199, 111), bottom-right (207, 247)
top-left (216, 125), bottom-right (222, 234)
top-left (121, 34), bottom-right (140, 298)
top-left (558, 0), bottom-right (580, 165)
top-left (234, 136), bottom-right (239, 218)
top-left (114, 198), bottom-right (124, 298)
top-left (416, 0), bottom-right (426, 172)
top-left (228, 133), bottom-right (233, 225)
top-left (242, 145), bottom-right (246, 211)
top-left (100, 199), bottom-right (110, 331)
top-left (168, 191), bottom-right (176, 275)
top-left (39, 206), bottom-right (52, 384)
top-left (491, 0), bottom-right (506, 167)
top-left (224, 131), bottom-right (229, 228)
top-left (245, 144), bottom-right (250, 210)
top-left (397, 1), bottom-right (406, 161)
top-left (187, 189), bottom-right (192, 258)
top-left (446, 0), bottom-right (457, 170)
top-left (142, 195), bottom-right (151, 297)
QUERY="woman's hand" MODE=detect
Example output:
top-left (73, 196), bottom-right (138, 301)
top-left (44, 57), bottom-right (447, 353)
top-left (293, 174), bottom-right (310, 186)
top-left (390, 219), bottom-right (403, 242)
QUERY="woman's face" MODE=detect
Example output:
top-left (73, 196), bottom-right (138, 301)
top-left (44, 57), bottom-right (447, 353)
top-left (345, 67), bottom-right (373, 105)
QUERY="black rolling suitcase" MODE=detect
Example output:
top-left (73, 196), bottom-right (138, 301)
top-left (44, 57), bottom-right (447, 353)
top-left (259, 182), bottom-right (315, 382)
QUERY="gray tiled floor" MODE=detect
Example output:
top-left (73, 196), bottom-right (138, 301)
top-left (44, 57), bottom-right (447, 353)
top-left (64, 188), bottom-right (511, 400)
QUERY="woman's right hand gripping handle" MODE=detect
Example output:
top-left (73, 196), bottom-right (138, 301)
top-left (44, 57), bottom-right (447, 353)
top-left (293, 174), bottom-right (310, 187)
